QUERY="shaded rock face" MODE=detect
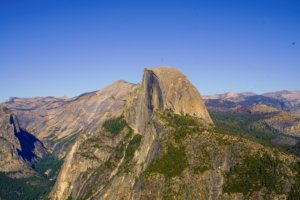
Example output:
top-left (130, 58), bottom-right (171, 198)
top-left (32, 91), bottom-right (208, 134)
top-left (0, 105), bottom-right (46, 177)
top-left (50, 63), bottom-right (300, 199)
top-left (4, 81), bottom-right (138, 158)
top-left (10, 115), bottom-right (47, 163)
top-left (126, 67), bottom-right (213, 133)
top-left (50, 67), bottom-right (214, 200)
top-left (50, 81), bottom-right (139, 200)
top-left (143, 67), bottom-right (212, 123)
top-left (3, 67), bottom-right (300, 199)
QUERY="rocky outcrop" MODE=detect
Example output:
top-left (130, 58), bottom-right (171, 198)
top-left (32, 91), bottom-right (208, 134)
top-left (0, 105), bottom-right (46, 178)
top-left (142, 67), bottom-right (212, 123)
top-left (3, 67), bottom-right (300, 200)
top-left (50, 63), bottom-right (300, 199)
top-left (50, 80), bottom-right (138, 200)
top-left (126, 67), bottom-right (212, 132)
top-left (1, 66), bottom-right (297, 200)
top-left (4, 81), bottom-right (138, 158)
top-left (50, 66), bottom-right (214, 200)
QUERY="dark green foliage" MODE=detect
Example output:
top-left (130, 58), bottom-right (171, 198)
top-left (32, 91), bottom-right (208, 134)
top-left (193, 148), bottom-right (212, 174)
top-left (0, 156), bottom-right (63, 200)
top-left (103, 126), bottom-right (140, 173)
top-left (115, 140), bottom-right (126, 160)
top-left (67, 195), bottom-right (73, 200)
top-left (287, 141), bottom-right (300, 157)
top-left (104, 160), bottom-right (114, 169)
top-left (125, 134), bottom-right (142, 160)
top-left (210, 111), bottom-right (300, 156)
top-left (78, 123), bottom-right (141, 199)
top-left (109, 126), bottom-right (132, 162)
top-left (121, 134), bottom-right (142, 173)
top-left (193, 166), bottom-right (210, 174)
top-left (145, 110), bottom-right (199, 178)
top-left (160, 109), bottom-right (207, 142)
top-left (224, 153), bottom-right (284, 195)
top-left (0, 173), bottom-right (50, 200)
top-left (103, 116), bottom-right (127, 135)
top-left (146, 144), bottom-right (188, 178)
top-left (288, 161), bottom-right (300, 199)
top-left (162, 109), bottom-right (200, 128)
top-left (34, 156), bottom-right (64, 179)
top-left (210, 111), bottom-right (276, 142)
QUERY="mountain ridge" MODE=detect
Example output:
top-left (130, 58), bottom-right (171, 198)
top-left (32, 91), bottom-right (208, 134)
top-left (0, 67), bottom-right (299, 200)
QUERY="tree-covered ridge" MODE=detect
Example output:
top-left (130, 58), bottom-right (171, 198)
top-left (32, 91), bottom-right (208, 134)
top-left (139, 109), bottom-right (300, 199)
top-left (210, 110), bottom-right (300, 157)
top-left (72, 116), bottom-right (143, 199)
top-left (224, 153), bottom-right (285, 195)
top-left (0, 156), bottom-right (63, 200)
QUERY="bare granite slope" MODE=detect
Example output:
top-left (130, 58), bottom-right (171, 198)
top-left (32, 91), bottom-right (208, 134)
top-left (50, 66), bottom-right (214, 199)
top-left (0, 105), bottom-right (46, 178)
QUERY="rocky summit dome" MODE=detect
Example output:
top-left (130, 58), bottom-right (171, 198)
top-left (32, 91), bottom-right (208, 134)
top-left (143, 66), bottom-right (213, 124)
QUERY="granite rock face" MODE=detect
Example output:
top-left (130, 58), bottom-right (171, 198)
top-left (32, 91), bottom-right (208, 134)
top-left (0, 105), bottom-right (46, 178)
top-left (143, 67), bottom-right (212, 123)
top-left (4, 81), bottom-right (138, 158)
top-left (3, 67), bottom-right (299, 200)
top-left (50, 80), bottom-right (138, 199)
top-left (49, 67), bottom-right (300, 200)
top-left (50, 67), bottom-right (214, 199)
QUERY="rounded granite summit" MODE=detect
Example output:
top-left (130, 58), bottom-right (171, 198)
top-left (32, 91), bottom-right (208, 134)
top-left (143, 66), bottom-right (213, 124)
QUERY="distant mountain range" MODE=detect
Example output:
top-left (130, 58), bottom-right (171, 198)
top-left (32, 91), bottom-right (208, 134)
top-left (204, 90), bottom-right (300, 114)
top-left (204, 90), bottom-right (300, 156)
top-left (0, 67), bottom-right (299, 200)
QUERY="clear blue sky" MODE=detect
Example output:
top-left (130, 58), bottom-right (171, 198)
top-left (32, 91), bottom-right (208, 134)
top-left (0, 0), bottom-right (299, 102)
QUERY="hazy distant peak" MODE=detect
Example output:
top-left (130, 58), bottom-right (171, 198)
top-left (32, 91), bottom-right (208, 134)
top-left (96, 80), bottom-right (137, 95)
top-left (4, 96), bottom-right (68, 111)
top-left (264, 90), bottom-right (300, 102)
top-left (204, 91), bottom-right (256, 102)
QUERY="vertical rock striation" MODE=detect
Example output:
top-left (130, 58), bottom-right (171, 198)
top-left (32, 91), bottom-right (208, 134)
top-left (0, 105), bottom-right (46, 178)
top-left (50, 66), bottom-right (214, 200)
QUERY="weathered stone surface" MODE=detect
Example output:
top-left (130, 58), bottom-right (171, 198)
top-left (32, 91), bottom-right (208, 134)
top-left (50, 81), bottom-right (138, 200)
top-left (50, 67), bottom-right (215, 200)
top-left (5, 81), bottom-right (138, 158)
top-left (0, 105), bottom-right (46, 178)
top-left (143, 67), bottom-right (212, 123)
top-left (5, 66), bottom-right (299, 200)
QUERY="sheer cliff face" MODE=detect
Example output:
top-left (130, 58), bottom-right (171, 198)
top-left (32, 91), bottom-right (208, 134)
top-left (48, 67), bottom-right (300, 200)
top-left (2, 67), bottom-right (300, 199)
top-left (50, 67), bottom-right (214, 200)
top-left (126, 67), bottom-right (212, 133)
top-left (0, 105), bottom-right (46, 177)
top-left (0, 105), bottom-right (24, 174)
top-left (50, 81), bottom-right (139, 200)
top-left (144, 67), bottom-right (212, 123)
top-left (5, 81), bottom-right (138, 158)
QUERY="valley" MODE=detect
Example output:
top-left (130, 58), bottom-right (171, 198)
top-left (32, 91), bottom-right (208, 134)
top-left (0, 67), bottom-right (299, 200)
